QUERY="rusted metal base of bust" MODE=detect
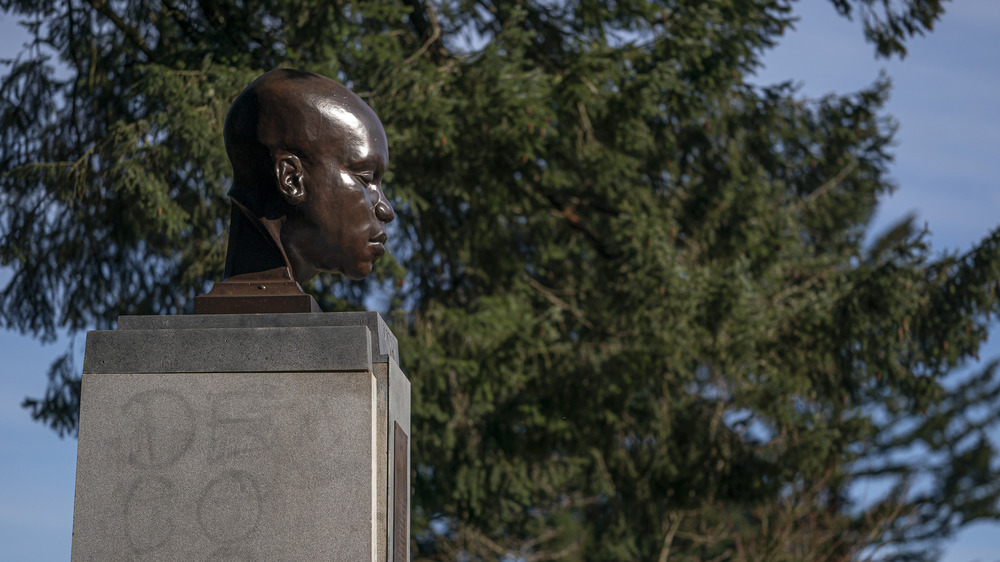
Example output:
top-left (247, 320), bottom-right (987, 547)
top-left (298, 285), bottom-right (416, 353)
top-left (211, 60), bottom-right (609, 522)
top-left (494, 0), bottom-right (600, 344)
top-left (194, 267), bottom-right (320, 314)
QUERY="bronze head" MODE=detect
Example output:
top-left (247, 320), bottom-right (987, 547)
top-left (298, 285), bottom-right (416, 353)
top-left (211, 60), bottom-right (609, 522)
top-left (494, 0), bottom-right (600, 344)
top-left (222, 68), bottom-right (394, 284)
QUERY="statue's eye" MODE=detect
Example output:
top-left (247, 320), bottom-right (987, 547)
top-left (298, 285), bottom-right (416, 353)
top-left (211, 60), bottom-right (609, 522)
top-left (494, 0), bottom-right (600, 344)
top-left (355, 171), bottom-right (375, 186)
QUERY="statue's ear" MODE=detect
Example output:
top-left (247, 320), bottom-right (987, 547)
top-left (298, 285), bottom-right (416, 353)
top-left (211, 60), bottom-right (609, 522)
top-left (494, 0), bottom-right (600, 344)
top-left (274, 150), bottom-right (306, 205)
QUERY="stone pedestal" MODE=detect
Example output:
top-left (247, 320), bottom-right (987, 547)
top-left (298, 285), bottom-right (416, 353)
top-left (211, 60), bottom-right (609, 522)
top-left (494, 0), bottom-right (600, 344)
top-left (71, 312), bottom-right (409, 561)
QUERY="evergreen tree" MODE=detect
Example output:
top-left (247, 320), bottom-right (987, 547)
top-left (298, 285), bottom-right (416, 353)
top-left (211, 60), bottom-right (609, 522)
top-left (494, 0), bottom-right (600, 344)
top-left (3, 0), bottom-right (997, 559)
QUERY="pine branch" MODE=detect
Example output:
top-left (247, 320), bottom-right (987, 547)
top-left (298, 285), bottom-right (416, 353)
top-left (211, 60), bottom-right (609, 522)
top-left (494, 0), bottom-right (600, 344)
top-left (84, 0), bottom-right (155, 60)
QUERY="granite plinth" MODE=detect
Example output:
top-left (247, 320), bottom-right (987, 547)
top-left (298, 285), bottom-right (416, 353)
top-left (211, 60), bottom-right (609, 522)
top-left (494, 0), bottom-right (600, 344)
top-left (115, 311), bottom-right (398, 364)
top-left (71, 312), bottom-right (410, 562)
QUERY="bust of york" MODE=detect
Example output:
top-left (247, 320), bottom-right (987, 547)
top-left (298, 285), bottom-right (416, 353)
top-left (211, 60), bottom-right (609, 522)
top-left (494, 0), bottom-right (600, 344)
top-left (223, 68), bottom-right (394, 284)
top-left (194, 69), bottom-right (394, 314)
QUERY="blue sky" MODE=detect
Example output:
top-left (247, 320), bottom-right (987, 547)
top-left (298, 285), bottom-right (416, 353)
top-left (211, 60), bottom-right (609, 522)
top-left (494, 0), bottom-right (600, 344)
top-left (1, 2), bottom-right (999, 560)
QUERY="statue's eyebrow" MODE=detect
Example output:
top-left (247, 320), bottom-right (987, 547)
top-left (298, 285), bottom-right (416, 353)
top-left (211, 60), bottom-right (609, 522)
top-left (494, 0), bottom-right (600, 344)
top-left (349, 154), bottom-right (386, 174)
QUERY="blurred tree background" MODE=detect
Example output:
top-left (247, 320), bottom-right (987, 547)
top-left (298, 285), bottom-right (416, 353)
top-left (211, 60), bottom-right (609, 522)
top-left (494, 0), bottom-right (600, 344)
top-left (3, 0), bottom-right (999, 560)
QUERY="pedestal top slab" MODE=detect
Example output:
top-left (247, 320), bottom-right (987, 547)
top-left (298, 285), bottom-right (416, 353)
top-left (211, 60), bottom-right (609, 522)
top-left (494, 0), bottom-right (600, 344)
top-left (116, 311), bottom-right (397, 364)
top-left (84, 325), bottom-right (372, 374)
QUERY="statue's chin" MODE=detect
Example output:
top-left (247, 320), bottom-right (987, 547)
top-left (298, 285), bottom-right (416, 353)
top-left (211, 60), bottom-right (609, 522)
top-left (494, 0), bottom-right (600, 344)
top-left (305, 258), bottom-right (373, 282)
top-left (339, 262), bottom-right (373, 281)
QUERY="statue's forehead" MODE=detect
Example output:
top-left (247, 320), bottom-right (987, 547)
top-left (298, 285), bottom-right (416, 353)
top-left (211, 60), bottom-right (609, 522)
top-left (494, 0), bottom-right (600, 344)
top-left (312, 97), bottom-right (387, 160)
top-left (312, 95), bottom-right (365, 134)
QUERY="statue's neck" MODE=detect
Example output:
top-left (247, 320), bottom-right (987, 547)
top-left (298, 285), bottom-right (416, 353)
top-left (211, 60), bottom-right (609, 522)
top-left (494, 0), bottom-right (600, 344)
top-left (223, 202), bottom-right (290, 279)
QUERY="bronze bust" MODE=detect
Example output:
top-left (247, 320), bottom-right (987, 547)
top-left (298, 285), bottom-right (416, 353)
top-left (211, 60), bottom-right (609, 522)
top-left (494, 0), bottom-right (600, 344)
top-left (195, 69), bottom-right (394, 314)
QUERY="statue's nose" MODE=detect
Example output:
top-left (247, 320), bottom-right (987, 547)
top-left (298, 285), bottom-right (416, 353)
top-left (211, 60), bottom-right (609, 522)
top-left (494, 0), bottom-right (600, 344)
top-left (375, 197), bottom-right (395, 223)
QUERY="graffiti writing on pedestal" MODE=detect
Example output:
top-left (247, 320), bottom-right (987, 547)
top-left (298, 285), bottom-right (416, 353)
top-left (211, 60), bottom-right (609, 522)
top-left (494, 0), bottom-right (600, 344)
top-left (119, 386), bottom-right (274, 558)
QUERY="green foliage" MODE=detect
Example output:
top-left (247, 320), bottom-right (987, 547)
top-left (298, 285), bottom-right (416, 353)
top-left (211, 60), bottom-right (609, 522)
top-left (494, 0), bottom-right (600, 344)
top-left (2, 0), bottom-right (996, 559)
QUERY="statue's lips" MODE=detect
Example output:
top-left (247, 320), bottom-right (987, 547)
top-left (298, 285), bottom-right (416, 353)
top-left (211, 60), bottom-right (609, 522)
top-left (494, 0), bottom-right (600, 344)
top-left (369, 232), bottom-right (388, 259)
